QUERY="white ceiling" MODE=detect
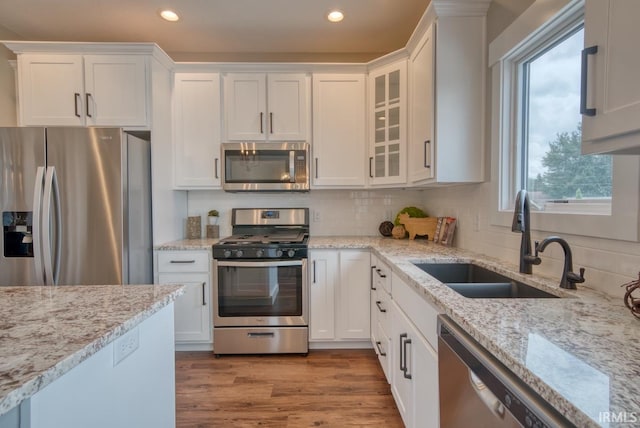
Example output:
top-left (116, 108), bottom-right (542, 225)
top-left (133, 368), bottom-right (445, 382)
top-left (0, 0), bottom-right (431, 62)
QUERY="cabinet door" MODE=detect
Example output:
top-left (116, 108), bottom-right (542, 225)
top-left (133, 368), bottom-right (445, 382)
top-left (582, 0), bottom-right (640, 153)
top-left (83, 55), bottom-right (148, 127)
top-left (309, 250), bottom-right (338, 340)
top-left (369, 61), bottom-right (407, 185)
top-left (391, 302), bottom-right (439, 428)
top-left (17, 54), bottom-right (84, 126)
top-left (336, 250), bottom-right (370, 339)
top-left (159, 272), bottom-right (212, 343)
top-left (312, 74), bottom-right (366, 187)
top-left (267, 73), bottom-right (310, 141)
top-left (223, 73), bottom-right (267, 141)
top-left (173, 73), bottom-right (222, 188)
top-left (409, 24), bottom-right (435, 183)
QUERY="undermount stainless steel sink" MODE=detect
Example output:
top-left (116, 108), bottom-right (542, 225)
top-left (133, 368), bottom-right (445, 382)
top-left (413, 262), bottom-right (558, 299)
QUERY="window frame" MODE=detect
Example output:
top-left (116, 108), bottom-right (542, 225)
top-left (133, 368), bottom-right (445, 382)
top-left (488, 0), bottom-right (640, 242)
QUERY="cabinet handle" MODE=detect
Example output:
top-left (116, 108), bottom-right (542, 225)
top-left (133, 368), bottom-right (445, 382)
top-left (370, 265), bottom-right (377, 290)
top-left (170, 260), bottom-right (196, 264)
top-left (214, 158), bottom-right (219, 179)
top-left (580, 45), bottom-right (598, 117)
top-left (85, 93), bottom-right (93, 118)
top-left (375, 300), bottom-right (386, 313)
top-left (399, 333), bottom-right (408, 372)
top-left (74, 93), bottom-right (81, 117)
top-left (424, 140), bottom-right (431, 168)
top-left (315, 158), bottom-right (319, 179)
top-left (312, 260), bottom-right (316, 283)
top-left (375, 341), bottom-right (386, 357)
top-left (269, 112), bottom-right (273, 134)
top-left (376, 268), bottom-right (386, 279)
top-left (260, 112), bottom-right (264, 133)
top-left (202, 282), bottom-right (206, 306)
top-left (403, 337), bottom-right (413, 379)
top-left (369, 157), bottom-right (374, 178)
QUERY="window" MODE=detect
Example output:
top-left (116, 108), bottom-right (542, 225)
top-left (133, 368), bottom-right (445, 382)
top-left (517, 25), bottom-right (612, 215)
top-left (489, 0), bottom-right (640, 242)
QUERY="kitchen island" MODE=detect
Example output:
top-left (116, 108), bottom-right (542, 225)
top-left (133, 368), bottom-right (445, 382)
top-left (0, 284), bottom-right (183, 428)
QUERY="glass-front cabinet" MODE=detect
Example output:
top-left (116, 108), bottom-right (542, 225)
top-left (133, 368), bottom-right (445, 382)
top-left (369, 60), bottom-right (407, 185)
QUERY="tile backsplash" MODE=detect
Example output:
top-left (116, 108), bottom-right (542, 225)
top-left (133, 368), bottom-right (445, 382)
top-left (187, 189), bottom-right (428, 238)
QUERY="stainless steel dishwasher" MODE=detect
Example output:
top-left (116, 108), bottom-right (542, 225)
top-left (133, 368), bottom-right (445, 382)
top-left (437, 315), bottom-right (575, 428)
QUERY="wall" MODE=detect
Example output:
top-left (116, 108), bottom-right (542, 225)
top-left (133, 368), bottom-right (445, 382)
top-left (0, 24), bottom-right (20, 126)
top-left (420, 0), bottom-right (640, 300)
top-left (187, 189), bottom-right (428, 239)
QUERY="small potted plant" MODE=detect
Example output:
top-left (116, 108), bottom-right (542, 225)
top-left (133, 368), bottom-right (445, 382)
top-left (207, 210), bottom-right (219, 225)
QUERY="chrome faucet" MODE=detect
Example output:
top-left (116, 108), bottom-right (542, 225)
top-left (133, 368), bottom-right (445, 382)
top-left (535, 236), bottom-right (586, 289)
top-left (512, 189), bottom-right (541, 274)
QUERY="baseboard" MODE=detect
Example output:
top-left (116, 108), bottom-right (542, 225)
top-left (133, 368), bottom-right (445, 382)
top-left (175, 342), bottom-right (214, 352)
top-left (309, 341), bottom-right (373, 350)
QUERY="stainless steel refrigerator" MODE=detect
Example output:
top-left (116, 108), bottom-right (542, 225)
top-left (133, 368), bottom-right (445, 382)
top-left (0, 127), bottom-right (152, 286)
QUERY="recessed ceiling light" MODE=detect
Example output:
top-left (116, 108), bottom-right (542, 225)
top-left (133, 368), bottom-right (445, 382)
top-left (327, 10), bottom-right (344, 23)
top-left (160, 9), bottom-right (180, 22)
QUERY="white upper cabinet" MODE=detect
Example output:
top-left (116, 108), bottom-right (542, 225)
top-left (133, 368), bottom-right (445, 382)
top-left (582, 0), bottom-right (640, 154)
top-left (311, 73), bottom-right (367, 187)
top-left (172, 72), bottom-right (222, 189)
top-left (368, 60), bottom-right (408, 186)
top-left (408, 7), bottom-right (486, 185)
top-left (17, 53), bottom-right (149, 128)
top-left (223, 73), bottom-right (310, 141)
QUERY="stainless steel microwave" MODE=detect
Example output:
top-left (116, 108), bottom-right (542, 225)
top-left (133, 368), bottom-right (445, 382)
top-left (221, 142), bottom-right (310, 192)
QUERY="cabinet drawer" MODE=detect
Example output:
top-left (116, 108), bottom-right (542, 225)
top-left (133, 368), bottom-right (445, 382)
top-left (392, 272), bottom-right (440, 350)
top-left (374, 287), bottom-right (391, 337)
top-left (373, 261), bottom-right (391, 294)
top-left (157, 251), bottom-right (210, 273)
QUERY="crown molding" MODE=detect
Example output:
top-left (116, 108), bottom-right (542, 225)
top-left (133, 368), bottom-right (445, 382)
top-left (432, 0), bottom-right (492, 17)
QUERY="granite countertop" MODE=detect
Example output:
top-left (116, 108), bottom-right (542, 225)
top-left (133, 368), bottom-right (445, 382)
top-left (0, 284), bottom-right (184, 417)
top-left (309, 237), bottom-right (640, 428)
top-left (154, 238), bottom-right (219, 251)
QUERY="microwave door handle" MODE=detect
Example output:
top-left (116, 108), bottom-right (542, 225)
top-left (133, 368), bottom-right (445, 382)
top-left (289, 150), bottom-right (295, 183)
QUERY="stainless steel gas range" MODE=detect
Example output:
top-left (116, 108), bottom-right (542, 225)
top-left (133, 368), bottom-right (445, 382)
top-left (211, 208), bottom-right (309, 355)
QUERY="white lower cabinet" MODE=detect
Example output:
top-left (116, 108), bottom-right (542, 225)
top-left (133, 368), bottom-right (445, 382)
top-left (309, 249), bottom-right (370, 342)
top-left (155, 250), bottom-right (213, 349)
top-left (374, 271), bottom-right (440, 428)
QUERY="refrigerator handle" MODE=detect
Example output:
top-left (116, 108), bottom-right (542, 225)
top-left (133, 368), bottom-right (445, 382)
top-left (32, 167), bottom-right (46, 286)
top-left (43, 166), bottom-right (62, 285)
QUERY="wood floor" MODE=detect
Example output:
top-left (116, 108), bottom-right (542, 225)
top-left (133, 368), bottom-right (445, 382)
top-left (175, 349), bottom-right (404, 427)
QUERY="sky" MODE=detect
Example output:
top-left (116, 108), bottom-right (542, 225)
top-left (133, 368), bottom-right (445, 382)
top-left (527, 28), bottom-right (584, 178)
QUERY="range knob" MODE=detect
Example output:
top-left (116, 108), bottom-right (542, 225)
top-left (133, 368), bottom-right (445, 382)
top-left (223, 250), bottom-right (232, 258)
top-left (235, 249), bottom-right (244, 258)
top-left (276, 249), bottom-right (283, 258)
top-left (256, 249), bottom-right (264, 258)
top-left (287, 249), bottom-right (296, 258)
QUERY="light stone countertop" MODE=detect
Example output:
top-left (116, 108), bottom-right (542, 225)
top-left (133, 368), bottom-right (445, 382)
top-left (0, 284), bottom-right (184, 417)
top-left (154, 237), bottom-right (219, 251)
top-left (156, 235), bottom-right (640, 426)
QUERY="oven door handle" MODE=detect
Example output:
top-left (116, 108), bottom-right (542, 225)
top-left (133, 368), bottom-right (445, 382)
top-left (216, 260), bottom-right (303, 268)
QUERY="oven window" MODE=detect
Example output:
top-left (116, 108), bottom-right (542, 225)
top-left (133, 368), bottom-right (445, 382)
top-left (217, 264), bottom-right (302, 317)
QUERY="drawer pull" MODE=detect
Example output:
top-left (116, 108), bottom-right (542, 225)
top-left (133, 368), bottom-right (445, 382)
top-left (170, 260), bottom-right (196, 264)
top-left (375, 341), bottom-right (386, 356)
top-left (376, 268), bottom-right (386, 279)
top-left (376, 301), bottom-right (386, 313)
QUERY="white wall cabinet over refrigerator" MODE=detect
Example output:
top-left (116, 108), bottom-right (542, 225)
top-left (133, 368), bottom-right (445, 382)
top-left (15, 53), bottom-right (148, 127)
top-left (173, 72), bottom-right (222, 189)
top-left (155, 250), bottom-right (213, 350)
top-left (368, 60), bottom-right (408, 186)
top-left (581, 0), bottom-right (640, 154)
top-left (311, 73), bottom-right (367, 187)
top-left (408, 9), bottom-right (486, 184)
top-left (223, 73), bottom-right (310, 141)
top-left (309, 249), bottom-right (371, 343)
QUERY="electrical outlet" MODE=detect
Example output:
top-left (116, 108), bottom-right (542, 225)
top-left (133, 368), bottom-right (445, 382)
top-left (313, 210), bottom-right (321, 222)
top-left (113, 327), bottom-right (139, 366)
